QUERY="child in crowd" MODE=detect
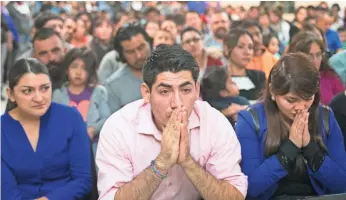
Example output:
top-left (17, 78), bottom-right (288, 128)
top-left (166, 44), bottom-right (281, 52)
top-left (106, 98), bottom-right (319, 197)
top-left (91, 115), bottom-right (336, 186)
top-left (153, 29), bottom-right (175, 49)
top-left (89, 17), bottom-right (113, 68)
top-left (263, 33), bottom-right (281, 59)
top-left (201, 67), bottom-right (249, 126)
top-left (337, 27), bottom-right (346, 50)
top-left (53, 47), bottom-right (110, 155)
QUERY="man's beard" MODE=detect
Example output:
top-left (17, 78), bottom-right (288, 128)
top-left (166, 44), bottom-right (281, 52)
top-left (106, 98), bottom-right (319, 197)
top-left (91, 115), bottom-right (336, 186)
top-left (214, 27), bottom-right (228, 39)
top-left (46, 61), bottom-right (63, 86)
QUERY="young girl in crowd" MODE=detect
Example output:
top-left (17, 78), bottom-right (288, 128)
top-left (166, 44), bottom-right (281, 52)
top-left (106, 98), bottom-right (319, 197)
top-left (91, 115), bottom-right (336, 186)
top-left (263, 33), bottom-right (281, 59)
top-left (288, 31), bottom-right (344, 105)
top-left (70, 18), bottom-right (92, 48)
top-left (153, 29), bottom-right (175, 49)
top-left (89, 17), bottom-right (113, 67)
top-left (53, 47), bottom-right (110, 155)
top-left (236, 53), bottom-right (346, 199)
top-left (201, 67), bottom-right (249, 126)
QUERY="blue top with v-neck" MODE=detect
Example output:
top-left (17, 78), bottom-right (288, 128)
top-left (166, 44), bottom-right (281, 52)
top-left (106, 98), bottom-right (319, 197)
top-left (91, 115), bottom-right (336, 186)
top-left (1, 102), bottom-right (92, 200)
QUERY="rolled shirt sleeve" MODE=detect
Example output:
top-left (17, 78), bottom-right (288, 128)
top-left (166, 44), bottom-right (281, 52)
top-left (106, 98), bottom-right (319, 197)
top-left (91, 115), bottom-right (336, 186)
top-left (205, 113), bottom-right (248, 198)
top-left (96, 114), bottom-right (133, 200)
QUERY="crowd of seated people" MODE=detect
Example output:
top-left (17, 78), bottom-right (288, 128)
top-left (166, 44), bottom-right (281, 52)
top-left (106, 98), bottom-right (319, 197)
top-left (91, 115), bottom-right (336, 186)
top-left (1, 1), bottom-right (346, 200)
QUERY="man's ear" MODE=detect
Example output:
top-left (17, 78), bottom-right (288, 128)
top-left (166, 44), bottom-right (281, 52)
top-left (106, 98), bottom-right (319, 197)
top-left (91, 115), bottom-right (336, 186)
top-left (141, 83), bottom-right (151, 103)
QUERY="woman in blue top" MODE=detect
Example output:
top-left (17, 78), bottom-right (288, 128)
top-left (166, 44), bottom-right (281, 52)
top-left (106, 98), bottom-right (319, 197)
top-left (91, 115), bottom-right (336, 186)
top-left (1, 58), bottom-right (92, 200)
top-left (236, 53), bottom-right (346, 200)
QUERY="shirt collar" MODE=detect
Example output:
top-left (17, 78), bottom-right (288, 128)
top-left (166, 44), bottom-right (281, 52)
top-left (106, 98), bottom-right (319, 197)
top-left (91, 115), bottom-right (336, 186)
top-left (136, 102), bottom-right (200, 141)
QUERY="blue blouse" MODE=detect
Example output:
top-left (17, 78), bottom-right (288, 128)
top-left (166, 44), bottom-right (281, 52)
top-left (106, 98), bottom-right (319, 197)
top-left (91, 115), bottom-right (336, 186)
top-left (1, 102), bottom-right (92, 200)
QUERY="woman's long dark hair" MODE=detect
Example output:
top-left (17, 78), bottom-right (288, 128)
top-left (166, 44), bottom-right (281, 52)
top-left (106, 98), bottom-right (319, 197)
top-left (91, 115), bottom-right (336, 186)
top-left (264, 52), bottom-right (326, 175)
top-left (5, 58), bottom-right (50, 112)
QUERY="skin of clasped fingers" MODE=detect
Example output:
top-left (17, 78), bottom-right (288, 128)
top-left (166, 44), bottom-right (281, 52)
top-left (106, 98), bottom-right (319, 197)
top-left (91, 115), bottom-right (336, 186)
top-left (290, 112), bottom-right (304, 148)
top-left (178, 107), bottom-right (191, 165)
top-left (302, 112), bottom-right (311, 147)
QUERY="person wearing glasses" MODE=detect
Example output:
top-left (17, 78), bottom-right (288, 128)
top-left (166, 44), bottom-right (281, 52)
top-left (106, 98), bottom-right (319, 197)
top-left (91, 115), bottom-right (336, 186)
top-left (288, 31), bottom-right (344, 105)
top-left (181, 27), bottom-right (223, 81)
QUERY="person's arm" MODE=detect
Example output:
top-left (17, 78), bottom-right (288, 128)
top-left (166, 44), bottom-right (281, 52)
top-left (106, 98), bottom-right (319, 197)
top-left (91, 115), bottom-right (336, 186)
top-left (1, 159), bottom-right (25, 200)
top-left (306, 110), bottom-right (346, 193)
top-left (335, 33), bottom-right (343, 53)
top-left (332, 77), bottom-right (345, 96)
top-left (113, 165), bottom-right (164, 200)
top-left (46, 109), bottom-right (92, 199)
top-left (105, 83), bottom-right (121, 115)
top-left (96, 114), bottom-right (165, 200)
top-left (88, 85), bottom-right (111, 134)
top-left (235, 111), bottom-right (288, 198)
top-left (181, 157), bottom-right (245, 200)
top-left (181, 114), bottom-right (248, 200)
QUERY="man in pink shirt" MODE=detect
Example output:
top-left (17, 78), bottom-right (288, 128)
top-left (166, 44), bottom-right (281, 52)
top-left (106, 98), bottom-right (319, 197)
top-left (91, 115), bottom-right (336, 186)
top-left (96, 44), bottom-right (248, 200)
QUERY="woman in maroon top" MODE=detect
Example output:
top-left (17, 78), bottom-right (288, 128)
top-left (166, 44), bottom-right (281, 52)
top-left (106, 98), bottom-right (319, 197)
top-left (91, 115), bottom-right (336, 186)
top-left (180, 26), bottom-right (223, 81)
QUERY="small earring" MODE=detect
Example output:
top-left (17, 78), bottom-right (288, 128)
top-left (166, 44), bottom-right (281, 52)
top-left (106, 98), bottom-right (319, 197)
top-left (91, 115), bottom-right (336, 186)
top-left (271, 96), bottom-right (275, 101)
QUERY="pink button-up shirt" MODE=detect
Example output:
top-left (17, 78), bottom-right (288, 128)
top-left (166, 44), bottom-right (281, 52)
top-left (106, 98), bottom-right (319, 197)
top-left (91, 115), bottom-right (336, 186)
top-left (96, 99), bottom-right (248, 200)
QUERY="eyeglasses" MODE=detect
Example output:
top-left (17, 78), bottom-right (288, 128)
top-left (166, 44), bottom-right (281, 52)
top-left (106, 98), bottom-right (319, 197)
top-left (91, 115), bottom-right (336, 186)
top-left (182, 37), bottom-right (201, 45)
top-left (309, 51), bottom-right (325, 60)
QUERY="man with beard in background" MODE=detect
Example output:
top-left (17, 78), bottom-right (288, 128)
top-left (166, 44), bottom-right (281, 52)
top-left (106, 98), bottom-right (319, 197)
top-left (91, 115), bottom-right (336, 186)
top-left (104, 23), bottom-right (152, 114)
top-left (204, 11), bottom-right (230, 51)
top-left (33, 28), bottom-right (66, 90)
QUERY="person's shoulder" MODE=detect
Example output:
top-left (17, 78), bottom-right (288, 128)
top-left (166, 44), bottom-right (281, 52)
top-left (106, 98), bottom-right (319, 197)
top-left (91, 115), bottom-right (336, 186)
top-left (246, 69), bottom-right (266, 79)
top-left (329, 91), bottom-right (346, 106)
top-left (103, 50), bottom-right (119, 59)
top-left (49, 102), bottom-right (81, 119)
top-left (104, 66), bottom-right (130, 86)
top-left (103, 99), bottom-right (145, 129)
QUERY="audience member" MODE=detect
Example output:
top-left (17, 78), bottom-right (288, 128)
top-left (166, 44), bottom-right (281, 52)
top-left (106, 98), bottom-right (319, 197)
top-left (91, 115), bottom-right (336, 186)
top-left (181, 27), bottom-right (223, 81)
top-left (234, 20), bottom-right (278, 79)
top-left (204, 11), bottom-right (230, 51)
top-left (288, 31), bottom-right (344, 105)
top-left (236, 52), bottom-right (346, 199)
top-left (201, 67), bottom-right (249, 126)
top-left (32, 28), bottom-right (67, 89)
top-left (329, 90), bottom-right (346, 150)
top-left (52, 47), bottom-right (110, 155)
top-left (329, 51), bottom-right (346, 86)
top-left (104, 22), bottom-right (152, 114)
top-left (2, 58), bottom-right (92, 199)
top-left (263, 33), bottom-right (280, 59)
top-left (89, 17), bottom-right (113, 67)
top-left (96, 44), bottom-right (248, 200)
top-left (223, 28), bottom-right (266, 101)
top-left (316, 10), bottom-right (343, 54)
top-left (337, 27), bottom-right (346, 50)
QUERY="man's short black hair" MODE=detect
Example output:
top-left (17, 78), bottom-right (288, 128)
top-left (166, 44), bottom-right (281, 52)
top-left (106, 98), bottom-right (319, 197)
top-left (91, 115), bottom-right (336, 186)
top-left (34, 11), bottom-right (63, 29)
top-left (144, 7), bottom-right (160, 16)
top-left (337, 27), bottom-right (346, 32)
top-left (180, 26), bottom-right (202, 41)
top-left (143, 44), bottom-right (199, 89)
top-left (307, 5), bottom-right (316, 10)
top-left (32, 28), bottom-right (62, 45)
top-left (232, 20), bottom-right (263, 32)
top-left (113, 22), bottom-right (153, 63)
